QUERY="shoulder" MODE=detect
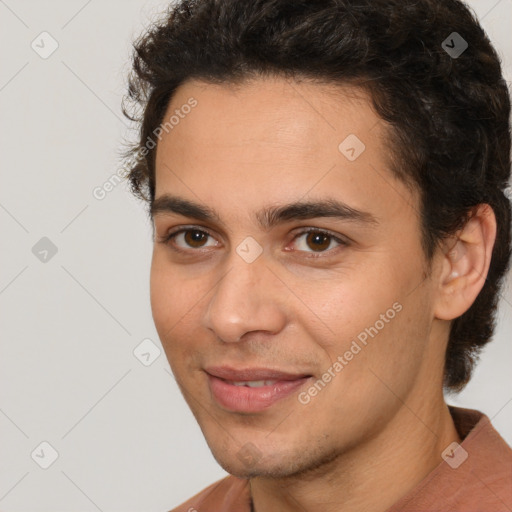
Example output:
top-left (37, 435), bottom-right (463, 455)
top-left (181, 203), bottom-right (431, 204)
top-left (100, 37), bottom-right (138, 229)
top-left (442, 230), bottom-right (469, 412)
top-left (457, 408), bottom-right (512, 509)
top-left (389, 407), bottom-right (512, 512)
top-left (167, 475), bottom-right (251, 512)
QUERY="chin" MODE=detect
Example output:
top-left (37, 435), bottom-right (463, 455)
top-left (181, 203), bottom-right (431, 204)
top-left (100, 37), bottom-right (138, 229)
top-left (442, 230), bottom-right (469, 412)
top-left (208, 444), bottom-right (309, 479)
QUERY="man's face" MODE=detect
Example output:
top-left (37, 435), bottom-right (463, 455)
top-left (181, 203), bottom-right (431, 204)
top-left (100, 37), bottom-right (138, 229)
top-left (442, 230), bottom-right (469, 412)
top-left (151, 77), bottom-right (443, 478)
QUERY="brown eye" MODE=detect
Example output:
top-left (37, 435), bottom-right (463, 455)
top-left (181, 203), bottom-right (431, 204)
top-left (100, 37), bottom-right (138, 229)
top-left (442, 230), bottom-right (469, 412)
top-left (293, 229), bottom-right (346, 254)
top-left (183, 230), bottom-right (208, 248)
top-left (161, 228), bottom-right (218, 251)
top-left (306, 231), bottom-right (333, 251)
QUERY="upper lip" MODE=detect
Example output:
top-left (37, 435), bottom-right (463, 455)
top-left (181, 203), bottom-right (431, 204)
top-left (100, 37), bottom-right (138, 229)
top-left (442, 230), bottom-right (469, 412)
top-left (205, 366), bottom-right (312, 381)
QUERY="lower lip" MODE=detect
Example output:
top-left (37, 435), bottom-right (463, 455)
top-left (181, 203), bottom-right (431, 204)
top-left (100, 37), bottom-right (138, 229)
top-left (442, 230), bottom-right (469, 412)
top-left (207, 374), bottom-right (312, 413)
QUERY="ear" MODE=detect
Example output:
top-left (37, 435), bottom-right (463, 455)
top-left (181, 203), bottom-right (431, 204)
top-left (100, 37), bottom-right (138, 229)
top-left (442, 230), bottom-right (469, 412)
top-left (434, 204), bottom-right (497, 321)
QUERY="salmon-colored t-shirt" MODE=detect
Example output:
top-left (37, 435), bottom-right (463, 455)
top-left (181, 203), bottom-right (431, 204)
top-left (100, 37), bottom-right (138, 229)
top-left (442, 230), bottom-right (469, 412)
top-left (168, 407), bottom-right (512, 512)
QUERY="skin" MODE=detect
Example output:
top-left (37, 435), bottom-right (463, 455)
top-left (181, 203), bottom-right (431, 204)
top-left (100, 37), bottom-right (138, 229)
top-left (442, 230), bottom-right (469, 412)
top-left (150, 76), bottom-right (496, 512)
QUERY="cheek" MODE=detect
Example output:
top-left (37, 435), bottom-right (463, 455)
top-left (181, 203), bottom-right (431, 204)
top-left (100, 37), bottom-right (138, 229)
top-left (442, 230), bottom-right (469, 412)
top-left (306, 256), bottom-right (427, 376)
top-left (295, 264), bottom-right (399, 352)
top-left (328, 288), bottom-right (431, 410)
top-left (149, 256), bottom-right (171, 331)
top-left (149, 253), bottom-right (208, 368)
top-left (149, 253), bottom-right (191, 342)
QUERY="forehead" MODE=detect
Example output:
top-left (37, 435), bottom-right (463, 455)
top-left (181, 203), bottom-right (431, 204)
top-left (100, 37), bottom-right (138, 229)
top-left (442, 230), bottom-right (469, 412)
top-left (153, 76), bottom-right (412, 223)
top-left (157, 76), bottom-right (382, 160)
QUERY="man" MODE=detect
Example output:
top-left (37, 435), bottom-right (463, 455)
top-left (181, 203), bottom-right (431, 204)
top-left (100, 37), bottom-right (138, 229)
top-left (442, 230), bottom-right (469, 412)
top-left (123, 0), bottom-right (512, 510)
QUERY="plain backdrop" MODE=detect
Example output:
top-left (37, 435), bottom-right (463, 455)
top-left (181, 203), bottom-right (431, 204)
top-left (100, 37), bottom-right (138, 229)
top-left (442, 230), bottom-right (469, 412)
top-left (0, 0), bottom-right (511, 510)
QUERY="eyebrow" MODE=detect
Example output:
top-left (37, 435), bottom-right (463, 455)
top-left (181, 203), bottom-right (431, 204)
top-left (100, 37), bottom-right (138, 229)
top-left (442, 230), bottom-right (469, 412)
top-left (150, 194), bottom-right (379, 229)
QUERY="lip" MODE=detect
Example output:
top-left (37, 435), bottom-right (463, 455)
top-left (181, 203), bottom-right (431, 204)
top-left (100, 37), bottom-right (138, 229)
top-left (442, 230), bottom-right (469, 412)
top-left (205, 366), bottom-right (310, 381)
top-left (205, 366), bottom-right (313, 413)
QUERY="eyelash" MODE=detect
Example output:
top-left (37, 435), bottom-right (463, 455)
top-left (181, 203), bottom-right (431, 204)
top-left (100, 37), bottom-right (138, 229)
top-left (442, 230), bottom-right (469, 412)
top-left (157, 226), bottom-right (348, 258)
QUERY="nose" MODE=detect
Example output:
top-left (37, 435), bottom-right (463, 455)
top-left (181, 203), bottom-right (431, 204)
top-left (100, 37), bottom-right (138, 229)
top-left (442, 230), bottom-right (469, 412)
top-left (202, 251), bottom-right (287, 343)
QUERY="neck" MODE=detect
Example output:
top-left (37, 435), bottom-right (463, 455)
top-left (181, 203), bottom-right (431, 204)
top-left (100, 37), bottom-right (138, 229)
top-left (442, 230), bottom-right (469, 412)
top-left (249, 397), bottom-right (460, 512)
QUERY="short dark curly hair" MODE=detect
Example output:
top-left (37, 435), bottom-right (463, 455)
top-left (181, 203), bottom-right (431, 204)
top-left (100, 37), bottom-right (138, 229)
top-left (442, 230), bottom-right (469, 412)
top-left (123, 0), bottom-right (511, 391)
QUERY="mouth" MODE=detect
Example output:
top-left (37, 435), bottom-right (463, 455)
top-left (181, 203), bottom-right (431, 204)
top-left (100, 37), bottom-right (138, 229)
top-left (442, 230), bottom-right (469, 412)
top-left (205, 366), bottom-right (313, 413)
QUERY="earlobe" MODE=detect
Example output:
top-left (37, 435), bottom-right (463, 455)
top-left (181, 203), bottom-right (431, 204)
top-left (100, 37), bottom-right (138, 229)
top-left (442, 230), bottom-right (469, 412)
top-left (434, 204), bottom-right (497, 321)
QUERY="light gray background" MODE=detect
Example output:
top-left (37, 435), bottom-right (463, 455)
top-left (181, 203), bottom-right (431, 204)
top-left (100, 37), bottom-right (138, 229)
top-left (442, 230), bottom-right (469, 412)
top-left (0, 1), bottom-right (511, 510)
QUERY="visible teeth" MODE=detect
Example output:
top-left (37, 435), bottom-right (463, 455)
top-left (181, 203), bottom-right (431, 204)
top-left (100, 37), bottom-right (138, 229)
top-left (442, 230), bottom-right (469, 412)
top-left (230, 380), bottom-right (277, 387)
